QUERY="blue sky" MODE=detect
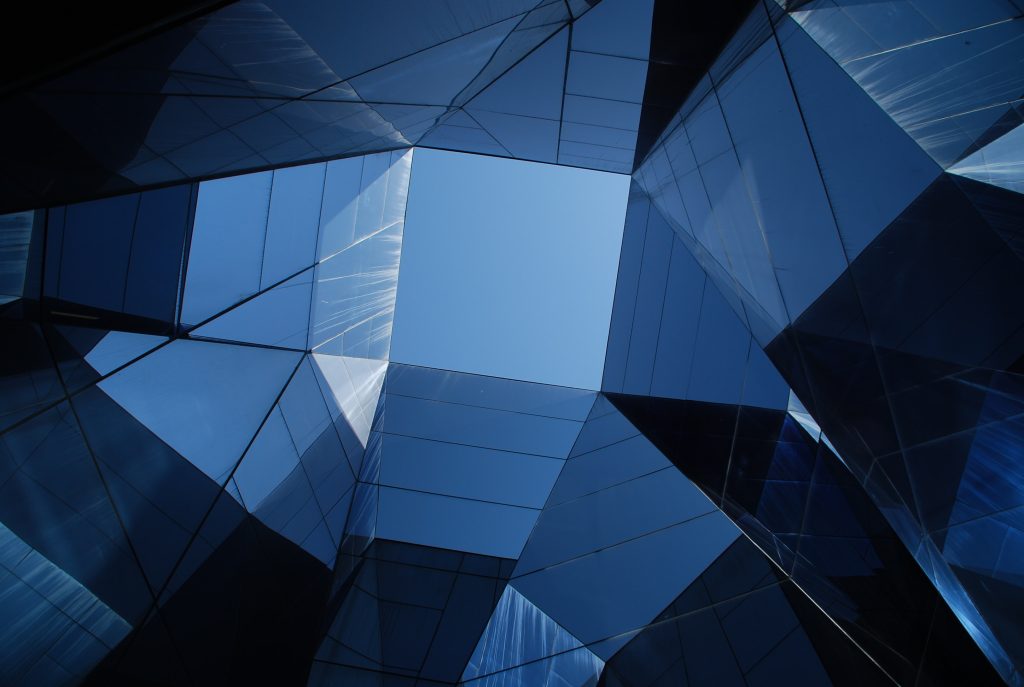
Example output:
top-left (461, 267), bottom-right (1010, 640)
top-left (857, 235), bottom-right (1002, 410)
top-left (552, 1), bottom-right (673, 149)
top-left (390, 148), bottom-right (629, 390)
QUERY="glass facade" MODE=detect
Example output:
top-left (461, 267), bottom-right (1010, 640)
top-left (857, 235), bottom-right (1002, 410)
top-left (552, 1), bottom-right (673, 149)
top-left (0, 1), bottom-right (1021, 685)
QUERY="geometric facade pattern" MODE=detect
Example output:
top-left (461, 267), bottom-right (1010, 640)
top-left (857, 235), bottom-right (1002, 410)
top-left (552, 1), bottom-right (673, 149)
top-left (1, 1), bottom-right (1021, 685)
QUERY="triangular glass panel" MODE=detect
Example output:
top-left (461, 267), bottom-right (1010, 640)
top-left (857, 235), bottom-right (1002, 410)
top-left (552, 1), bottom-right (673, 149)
top-left (98, 339), bottom-right (301, 483)
top-left (463, 585), bottom-right (600, 682)
top-left (311, 353), bottom-right (387, 450)
top-left (949, 121), bottom-right (1024, 195)
top-left (84, 331), bottom-right (168, 376)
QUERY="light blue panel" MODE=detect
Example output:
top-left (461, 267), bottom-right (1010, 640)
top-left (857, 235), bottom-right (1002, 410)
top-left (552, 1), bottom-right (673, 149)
top-left (376, 487), bottom-right (539, 558)
top-left (950, 122), bottom-right (1024, 195)
top-left (182, 171), bottom-right (272, 325)
top-left (378, 434), bottom-right (563, 508)
top-left (317, 156), bottom-right (363, 259)
top-left (349, 17), bottom-right (518, 105)
top-left (777, 15), bottom-right (940, 261)
top-left (312, 222), bottom-right (403, 358)
top-left (84, 332), bottom-right (167, 375)
top-left (467, 28), bottom-right (568, 120)
top-left (463, 586), bottom-right (598, 682)
top-left (312, 354), bottom-right (387, 449)
top-left (385, 363), bottom-right (596, 421)
top-left (98, 339), bottom-right (301, 483)
top-left (311, 151), bottom-right (411, 359)
top-left (717, 39), bottom-right (848, 321)
top-left (515, 468), bottom-right (717, 575)
top-left (512, 511), bottom-right (740, 655)
top-left (233, 407), bottom-right (300, 511)
top-left (190, 269), bottom-right (313, 350)
top-left (354, 151), bottom-right (412, 245)
top-left (262, 162), bottom-right (326, 288)
top-left (382, 394), bottom-right (583, 458)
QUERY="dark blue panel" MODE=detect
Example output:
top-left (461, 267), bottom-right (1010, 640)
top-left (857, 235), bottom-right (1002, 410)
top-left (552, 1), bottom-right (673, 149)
top-left (0, 211), bottom-right (37, 302)
top-left (741, 343), bottom-right (790, 410)
top-left (0, 403), bottom-right (154, 623)
top-left (55, 193), bottom-right (138, 312)
top-left (73, 384), bottom-right (226, 594)
top-left (0, 520), bottom-right (131, 684)
top-left (0, 322), bottom-right (64, 433)
top-left (687, 281), bottom-right (750, 405)
top-left (123, 184), bottom-right (191, 323)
